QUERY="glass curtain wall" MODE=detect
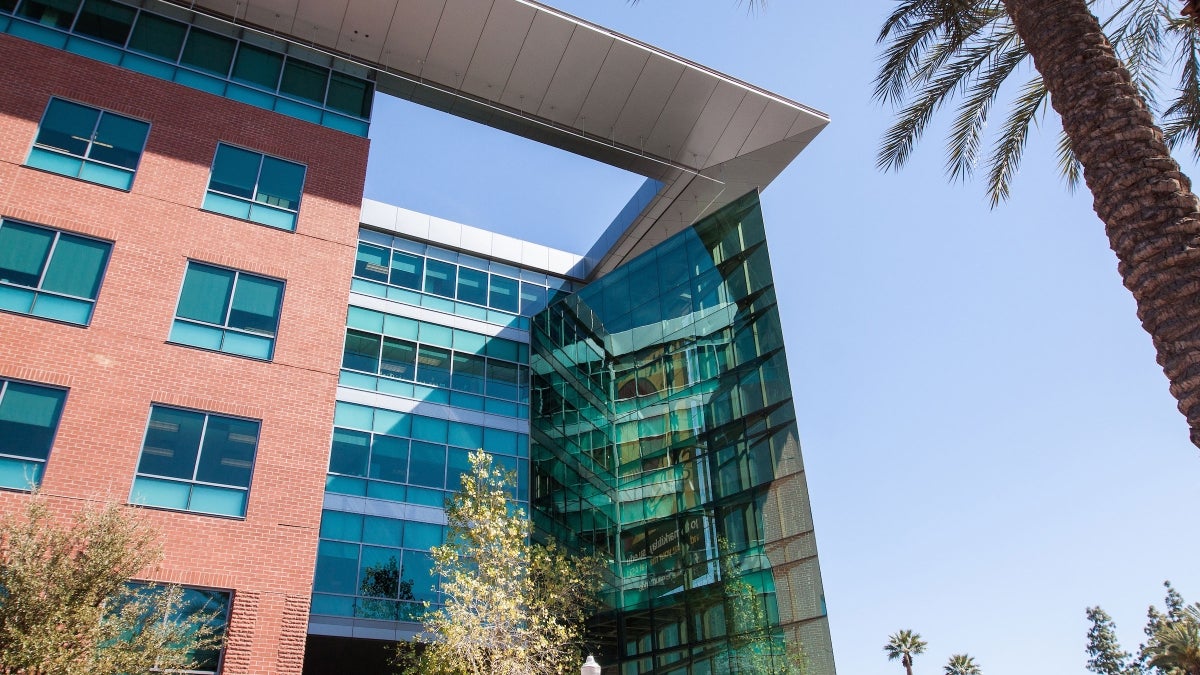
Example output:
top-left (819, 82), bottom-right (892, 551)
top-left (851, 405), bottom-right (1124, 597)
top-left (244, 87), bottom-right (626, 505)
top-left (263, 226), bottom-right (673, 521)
top-left (531, 192), bottom-right (833, 675)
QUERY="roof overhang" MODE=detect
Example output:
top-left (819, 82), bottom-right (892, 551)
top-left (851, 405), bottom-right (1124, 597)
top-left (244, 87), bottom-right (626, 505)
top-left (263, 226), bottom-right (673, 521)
top-left (169, 0), bottom-right (830, 279)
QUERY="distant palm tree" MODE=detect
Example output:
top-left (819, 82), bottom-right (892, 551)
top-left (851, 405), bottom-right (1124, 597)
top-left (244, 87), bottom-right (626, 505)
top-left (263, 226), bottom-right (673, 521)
top-left (1145, 605), bottom-right (1200, 675)
top-left (944, 653), bottom-right (983, 675)
top-left (885, 629), bottom-right (928, 675)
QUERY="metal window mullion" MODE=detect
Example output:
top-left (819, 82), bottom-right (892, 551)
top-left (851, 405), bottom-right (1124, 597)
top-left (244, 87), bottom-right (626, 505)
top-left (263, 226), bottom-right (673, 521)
top-left (119, 5), bottom-right (138, 50)
top-left (65, 0), bottom-right (86, 34)
top-left (221, 270), bottom-right (239, 329)
top-left (191, 414), bottom-right (210, 483)
top-left (251, 153), bottom-right (266, 203)
top-left (0, 380), bottom-right (7, 406)
top-left (34, 230), bottom-right (61, 291)
top-left (81, 108), bottom-right (104, 162)
top-left (374, 329), bottom-right (384, 376)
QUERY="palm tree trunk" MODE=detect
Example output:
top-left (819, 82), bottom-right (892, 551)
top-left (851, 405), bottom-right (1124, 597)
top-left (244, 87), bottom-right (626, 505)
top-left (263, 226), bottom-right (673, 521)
top-left (1002, 0), bottom-right (1200, 450)
top-left (903, 654), bottom-right (913, 675)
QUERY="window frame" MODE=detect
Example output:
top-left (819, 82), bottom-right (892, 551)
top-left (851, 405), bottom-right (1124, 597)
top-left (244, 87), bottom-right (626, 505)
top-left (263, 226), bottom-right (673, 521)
top-left (201, 142), bottom-right (307, 231)
top-left (123, 580), bottom-right (231, 675)
top-left (0, 217), bottom-right (113, 326)
top-left (168, 260), bottom-right (285, 361)
top-left (0, 378), bottom-right (68, 492)
top-left (26, 96), bottom-right (151, 191)
top-left (130, 404), bottom-right (262, 519)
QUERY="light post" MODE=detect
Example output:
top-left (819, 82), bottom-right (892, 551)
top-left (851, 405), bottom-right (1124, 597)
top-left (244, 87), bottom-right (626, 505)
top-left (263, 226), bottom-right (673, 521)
top-left (581, 655), bottom-right (601, 675)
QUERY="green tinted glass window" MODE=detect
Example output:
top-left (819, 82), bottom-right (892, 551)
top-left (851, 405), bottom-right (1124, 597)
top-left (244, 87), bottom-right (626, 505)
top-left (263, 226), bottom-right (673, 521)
top-left (489, 274), bottom-right (520, 313)
top-left (231, 43), bottom-right (282, 89)
top-left (423, 259), bottom-right (456, 298)
top-left (0, 219), bottom-right (111, 325)
top-left (127, 12), bottom-right (186, 60)
top-left (389, 252), bottom-right (423, 290)
top-left (456, 266), bottom-right (488, 306)
top-left (380, 337), bottom-right (416, 380)
top-left (171, 262), bottom-right (284, 360)
top-left (17, 0), bottom-right (80, 29)
top-left (180, 28), bottom-right (235, 75)
top-left (342, 329), bottom-right (381, 373)
top-left (326, 73), bottom-right (373, 118)
top-left (330, 428), bottom-right (369, 476)
top-left (0, 0), bottom-right (15, 12)
top-left (204, 144), bottom-right (305, 230)
top-left (280, 59), bottom-right (329, 103)
top-left (133, 405), bottom-right (260, 518)
top-left (72, 0), bottom-right (134, 45)
top-left (0, 380), bottom-right (67, 486)
top-left (29, 99), bottom-right (148, 189)
top-left (355, 243), bottom-right (389, 282)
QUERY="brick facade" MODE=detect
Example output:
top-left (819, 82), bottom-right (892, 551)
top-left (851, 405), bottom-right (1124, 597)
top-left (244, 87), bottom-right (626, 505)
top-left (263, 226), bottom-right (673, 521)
top-left (0, 33), bottom-right (369, 674)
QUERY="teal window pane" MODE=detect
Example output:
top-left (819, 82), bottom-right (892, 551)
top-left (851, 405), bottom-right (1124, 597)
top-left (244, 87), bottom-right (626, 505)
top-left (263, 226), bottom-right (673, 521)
top-left (451, 353), bottom-right (485, 394)
top-left (484, 337), bottom-right (519, 362)
top-left (320, 510), bottom-right (363, 541)
top-left (25, 147), bottom-right (83, 177)
top-left (30, 294), bottom-right (92, 324)
top-left (0, 381), bottom-right (66, 463)
top-left (255, 156), bottom-right (304, 210)
top-left (326, 72), bottom-right (372, 118)
top-left (482, 427), bottom-right (518, 456)
top-left (247, 204), bottom-right (296, 230)
top-left (209, 144), bottom-right (259, 199)
top-left (489, 274), bottom-right (519, 313)
top-left (231, 43), bottom-right (282, 89)
top-left (174, 587), bottom-right (229, 669)
top-left (0, 286), bottom-right (36, 314)
top-left (221, 330), bottom-right (273, 359)
top-left (280, 58), bottom-right (328, 103)
top-left (402, 522), bottom-right (442, 551)
top-left (76, 162), bottom-right (132, 190)
top-left (382, 314), bottom-right (418, 340)
top-left (88, 113), bottom-right (148, 170)
top-left (188, 485), bottom-right (245, 516)
top-left (40, 233), bottom-right (110, 298)
top-left (456, 266), bottom-right (487, 305)
top-left (486, 360), bottom-right (520, 401)
top-left (137, 406), bottom-right (204, 479)
top-left (408, 441), bottom-right (446, 489)
top-left (423, 259), bottom-right (455, 298)
top-left (180, 29), bottom-right (235, 75)
top-left (390, 251), bottom-right (423, 290)
top-left (0, 221), bottom-right (53, 287)
top-left (325, 475), bottom-right (365, 496)
top-left (227, 274), bottom-right (282, 335)
top-left (17, 0), bottom-right (80, 29)
top-left (130, 476), bottom-right (189, 510)
top-left (320, 112), bottom-right (369, 136)
top-left (311, 593), bottom-right (353, 617)
top-left (415, 345), bottom-right (451, 388)
top-left (355, 243), bottom-right (389, 282)
top-left (194, 415), bottom-right (259, 487)
top-left (177, 263), bottom-right (234, 324)
top-left (368, 435), bottom-right (408, 484)
top-left (418, 321), bottom-right (452, 348)
top-left (226, 83), bottom-right (275, 108)
top-left (365, 480), bottom-right (407, 502)
top-left (342, 329), bottom-right (381, 373)
top-left (201, 192), bottom-right (252, 220)
top-left (411, 416), bottom-right (447, 444)
top-left (0, 457), bottom-right (42, 491)
top-left (329, 427), bottom-right (370, 476)
top-left (72, 0), bottom-right (134, 45)
top-left (447, 421), bottom-right (483, 450)
top-left (346, 306), bottom-right (383, 332)
top-left (169, 320), bottom-right (222, 350)
top-left (520, 282), bottom-right (547, 316)
top-left (372, 409), bottom-right (409, 437)
top-left (34, 98), bottom-right (97, 158)
top-left (380, 336), bottom-right (415, 380)
top-left (127, 12), bottom-right (185, 60)
top-left (333, 402), bottom-right (373, 429)
top-left (362, 516), bottom-right (402, 547)
top-left (359, 546), bottom-right (401, 599)
top-left (452, 329), bottom-right (486, 355)
top-left (274, 97), bottom-right (322, 123)
top-left (446, 448), bottom-right (472, 491)
top-left (314, 540), bottom-right (359, 594)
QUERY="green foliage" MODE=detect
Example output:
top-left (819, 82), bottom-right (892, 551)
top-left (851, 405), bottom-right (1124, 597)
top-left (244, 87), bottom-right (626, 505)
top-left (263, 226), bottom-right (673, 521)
top-left (1144, 604), bottom-right (1200, 675)
top-left (1086, 606), bottom-right (1138, 675)
top-left (0, 498), bottom-right (221, 675)
top-left (874, 0), bottom-right (1200, 205)
top-left (944, 653), bottom-right (983, 675)
top-left (411, 450), bottom-right (603, 675)
top-left (718, 541), bottom-right (808, 675)
top-left (884, 629), bottom-right (928, 673)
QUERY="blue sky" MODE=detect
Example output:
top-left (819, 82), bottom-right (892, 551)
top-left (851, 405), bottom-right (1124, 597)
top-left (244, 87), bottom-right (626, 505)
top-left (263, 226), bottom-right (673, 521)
top-left (363, 1), bottom-right (1200, 673)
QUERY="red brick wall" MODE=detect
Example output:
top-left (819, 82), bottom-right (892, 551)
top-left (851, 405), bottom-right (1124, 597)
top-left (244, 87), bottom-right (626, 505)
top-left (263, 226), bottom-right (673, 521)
top-left (0, 33), bottom-right (369, 674)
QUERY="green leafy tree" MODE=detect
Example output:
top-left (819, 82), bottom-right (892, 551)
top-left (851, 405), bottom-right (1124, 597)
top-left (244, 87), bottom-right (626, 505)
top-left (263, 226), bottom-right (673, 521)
top-left (1087, 606), bottom-right (1139, 675)
top-left (945, 653), bottom-right (983, 675)
top-left (1144, 605), bottom-right (1200, 675)
top-left (885, 629), bottom-right (928, 675)
top-left (0, 497), bottom-right (221, 675)
top-left (718, 541), bottom-right (808, 675)
top-left (411, 450), bottom-right (602, 675)
top-left (875, 0), bottom-right (1200, 450)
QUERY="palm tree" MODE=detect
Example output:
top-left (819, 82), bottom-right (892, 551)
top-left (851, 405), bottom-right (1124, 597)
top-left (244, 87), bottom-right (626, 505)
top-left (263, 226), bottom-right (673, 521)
top-left (885, 629), bottom-right (928, 675)
top-left (877, 0), bottom-right (1200, 451)
top-left (1145, 605), bottom-right (1200, 675)
top-left (945, 653), bottom-right (983, 675)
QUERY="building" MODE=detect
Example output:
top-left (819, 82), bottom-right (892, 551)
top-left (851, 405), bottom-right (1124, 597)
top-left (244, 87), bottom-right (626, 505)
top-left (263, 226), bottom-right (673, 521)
top-left (0, 0), bottom-right (833, 673)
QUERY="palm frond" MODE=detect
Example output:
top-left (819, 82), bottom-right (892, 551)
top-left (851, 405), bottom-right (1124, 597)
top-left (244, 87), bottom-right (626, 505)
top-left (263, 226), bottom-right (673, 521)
top-left (1055, 130), bottom-right (1084, 193)
top-left (1105, 0), bottom-right (1170, 109)
top-left (946, 34), bottom-right (1027, 183)
top-left (1163, 15), bottom-right (1200, 158)
top-left (984, 75), bottom-right (1046, 206)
